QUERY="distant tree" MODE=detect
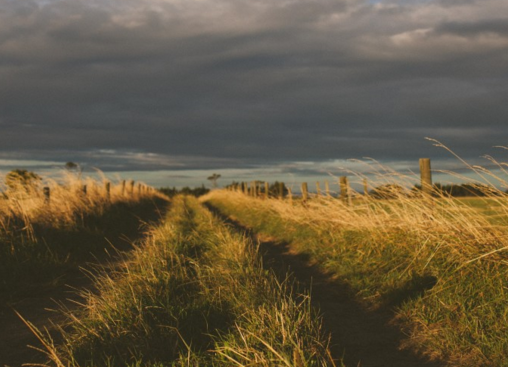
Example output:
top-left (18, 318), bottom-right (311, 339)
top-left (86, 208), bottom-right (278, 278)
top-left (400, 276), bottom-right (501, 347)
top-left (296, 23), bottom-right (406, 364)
top-left (207, 173), bottom-right (221, 188)
top-left (65, 161), bottom-right (78, 171)
top-left (5, 169), bottom-right (42, 191)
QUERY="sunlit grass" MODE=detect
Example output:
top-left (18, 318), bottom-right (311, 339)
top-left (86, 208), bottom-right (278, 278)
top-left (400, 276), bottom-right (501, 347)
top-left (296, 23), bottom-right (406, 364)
top-left (203, 159), bottom-right (508, 366)
top-left (40, 196), bottom-right (336, 366)
top-left (0, 172), bottom-right (167, 300)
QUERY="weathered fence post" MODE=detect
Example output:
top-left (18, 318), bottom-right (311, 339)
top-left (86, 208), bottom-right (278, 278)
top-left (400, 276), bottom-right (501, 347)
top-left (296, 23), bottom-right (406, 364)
top-left (82, 184), bottom-right (87, 196)
top-left (325, 180), bottom-right (330, 197)
top-left (43, 186), bottom-right (50, 204)
top-left (121, 180), bottom-right (126, 195)
top-left (252, 181), bottom-right (258, 198)
top-left (316, 182), bottom-right (321, 197)
top-left (419, 158), bottom-right (433, 196)
top-left (130, 180), bottom-right (135, 196)
top-left (264, 182), bottom-right (269, 199)
top-left (278, 182), bottom-right (284, 200)
top-left (105, 181), bottom-right (111, 200)
top-left (301, 182), bottom-right (308, 202)
top-left (340, 176), bottom-right (352, 206)
top-left (363, 178), bottom-right (369, 197)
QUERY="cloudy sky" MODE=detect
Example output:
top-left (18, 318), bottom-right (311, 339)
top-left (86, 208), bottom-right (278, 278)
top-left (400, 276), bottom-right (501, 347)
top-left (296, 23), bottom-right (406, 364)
top-left (1, 0), bottom-right (508, 188)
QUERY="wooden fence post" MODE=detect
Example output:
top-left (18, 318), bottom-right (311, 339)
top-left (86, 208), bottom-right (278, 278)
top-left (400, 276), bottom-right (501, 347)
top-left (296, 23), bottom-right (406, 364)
top-left (301, 182), bottom-right (308, 202)
top-left (419, 158), bottom-right (433, 196)
top-left (43, 186), bottom-right (50, 204)
top-left (325, 180), bottom-right (330, 197)
top-left (363, 178), bottom-right (369, 196)
top-left (340, 176), bottom-right (351, 205)
top-left (121, 180), bottom-right (126, 195)
top-left (130, 180), bottom-right (135, 196)
top-left (82, 184), bottom-right (87, 196)
top-left (264, 182), bottom-right (269, 199)
top-left (105, 182), bottom-right (111, 200)
top-left (278, 182), bottom-right (284, 200)
top-left (252, 181), bottom-right (258, 198)
top-left (316, 182), bottom-right (321, 197)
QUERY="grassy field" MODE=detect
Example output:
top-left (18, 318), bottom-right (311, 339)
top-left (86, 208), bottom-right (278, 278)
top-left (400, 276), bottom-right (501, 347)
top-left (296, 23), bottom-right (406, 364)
top-left (0, 174), bottom-right (167, 303)
top-left (9, 167), bottom-right (508, 366)
top-left (40, 195), bottom-right (335, 366)
top-left (203, 189), bottom-right (508, 367)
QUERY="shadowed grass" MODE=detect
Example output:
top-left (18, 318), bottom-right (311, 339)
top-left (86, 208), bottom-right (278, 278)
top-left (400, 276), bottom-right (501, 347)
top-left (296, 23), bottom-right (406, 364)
top-left (40, 196), bottom-right (335, 366)
top-left (0, 173), bottom-right (167, 303)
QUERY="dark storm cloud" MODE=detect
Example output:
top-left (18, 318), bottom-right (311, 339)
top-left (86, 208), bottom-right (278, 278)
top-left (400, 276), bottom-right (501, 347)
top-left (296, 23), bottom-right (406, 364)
top-left (1, 0), bottom-right (508, 176)
top-left (435, 19), bottom-right (508, 37)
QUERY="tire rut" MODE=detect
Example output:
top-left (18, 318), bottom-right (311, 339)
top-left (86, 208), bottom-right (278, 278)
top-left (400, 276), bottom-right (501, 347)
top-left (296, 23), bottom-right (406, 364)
top-left (206, 204), bottom-right (445, 367)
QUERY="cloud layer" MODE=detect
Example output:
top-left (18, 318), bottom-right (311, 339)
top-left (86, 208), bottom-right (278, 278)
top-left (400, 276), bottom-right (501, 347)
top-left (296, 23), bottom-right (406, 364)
top-left (1, 0), bottom-right (508, 180)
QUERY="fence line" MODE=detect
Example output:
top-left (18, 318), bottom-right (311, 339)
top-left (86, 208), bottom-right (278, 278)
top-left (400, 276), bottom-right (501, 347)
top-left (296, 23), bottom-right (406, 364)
top-left (230, 158), bottom-right (437, 202)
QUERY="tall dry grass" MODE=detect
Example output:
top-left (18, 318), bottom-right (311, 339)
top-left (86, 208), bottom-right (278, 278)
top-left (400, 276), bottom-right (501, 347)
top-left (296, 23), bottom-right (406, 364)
top-left (204, 159), bottom-right (508, 366)
top-left (0, 172), bottom-right (164, 237)
top-left (40, 196), bottom-right (336, 367)
top-left (0, 171), bottom-right (167, 299)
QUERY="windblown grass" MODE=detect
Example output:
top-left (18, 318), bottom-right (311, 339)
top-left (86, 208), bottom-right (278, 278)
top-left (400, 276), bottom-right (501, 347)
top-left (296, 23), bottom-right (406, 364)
top-left (0, 172), bottom-right (167, 300)
top-left (44, 196), bottom-right (335, 366)
top-left (203, 165), bottom-right (508, 366)
top-left (0, 172), bottom-right (162, 232)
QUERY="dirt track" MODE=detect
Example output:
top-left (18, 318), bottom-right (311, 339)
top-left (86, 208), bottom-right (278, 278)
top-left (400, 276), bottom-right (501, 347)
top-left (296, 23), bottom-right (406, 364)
top-left (205, 202), bottom-right (445, 367)
top-left (2, 201), bottom-right (445, 367)
top-left (257, 236), bottom-right (444, 367)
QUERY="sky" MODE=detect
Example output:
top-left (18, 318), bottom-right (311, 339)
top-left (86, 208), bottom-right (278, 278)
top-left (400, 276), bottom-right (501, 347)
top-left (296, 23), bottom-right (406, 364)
top-left (1, 0), bottom-right (508, 190)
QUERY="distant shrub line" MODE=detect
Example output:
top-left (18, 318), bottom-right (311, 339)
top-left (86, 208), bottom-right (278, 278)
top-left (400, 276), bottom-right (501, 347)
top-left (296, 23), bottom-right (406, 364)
top-left (158, 185), bottom-right (210, 198)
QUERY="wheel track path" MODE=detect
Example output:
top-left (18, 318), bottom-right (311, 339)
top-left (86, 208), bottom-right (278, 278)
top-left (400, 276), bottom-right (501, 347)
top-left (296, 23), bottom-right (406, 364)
top-left (207, 204), bottom-right (445, 367)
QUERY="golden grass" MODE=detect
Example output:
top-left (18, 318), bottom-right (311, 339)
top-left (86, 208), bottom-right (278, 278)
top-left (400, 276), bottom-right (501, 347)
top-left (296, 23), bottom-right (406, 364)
top-left (0, 172), bottom-right (166, 238)
top-left (43, 196), bottom-right (335, 366)
top-left (203, 158), bottom-right (508, 366)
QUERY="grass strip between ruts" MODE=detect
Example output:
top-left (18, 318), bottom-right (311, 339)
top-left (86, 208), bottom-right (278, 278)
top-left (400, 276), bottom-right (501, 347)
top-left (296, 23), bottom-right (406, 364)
top-left (44, 195), bottom-right (335, 367)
